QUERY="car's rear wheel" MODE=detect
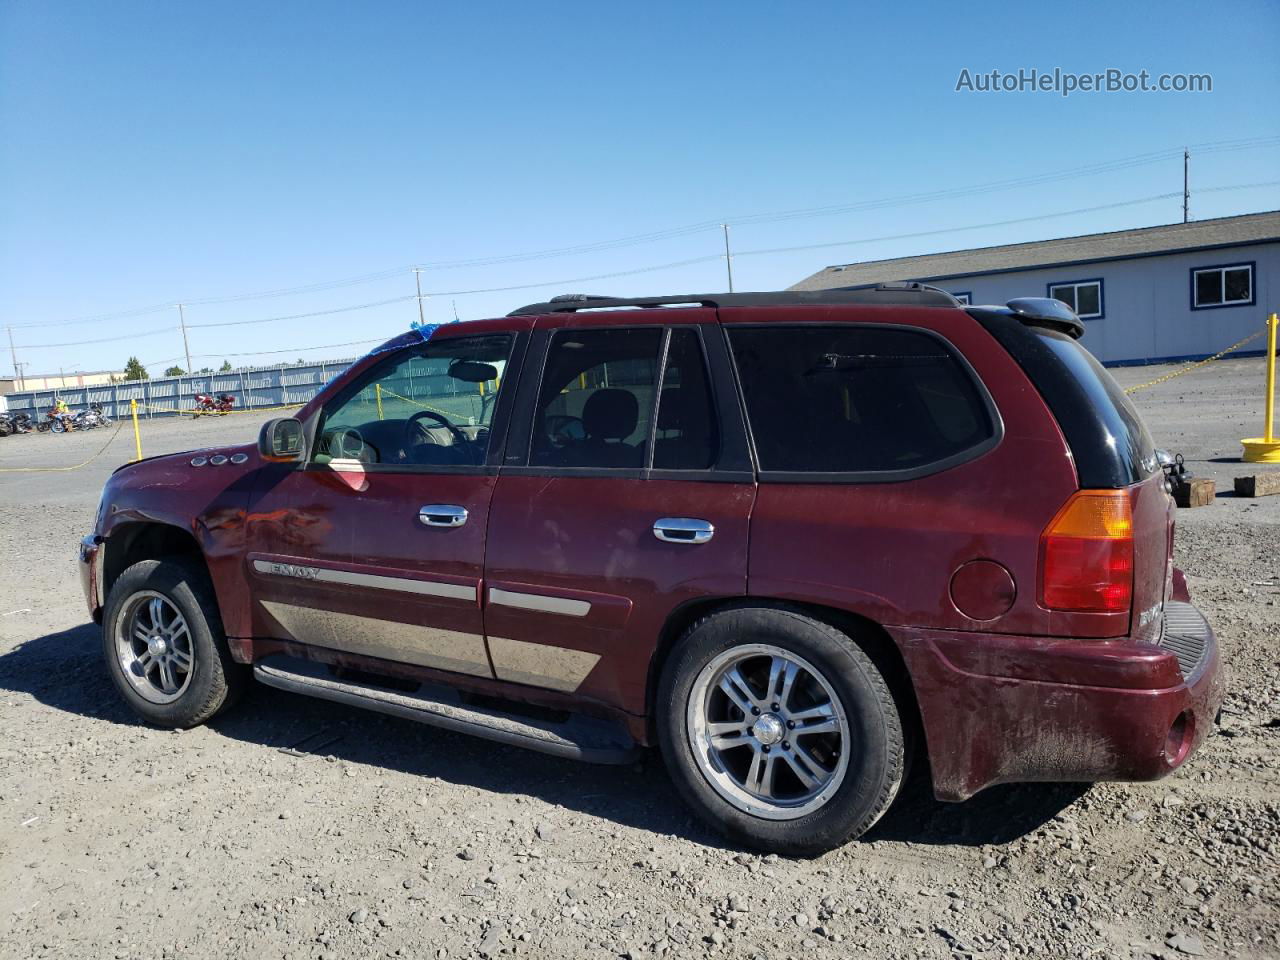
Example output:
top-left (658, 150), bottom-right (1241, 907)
top-left (657, 605), bottom-right (904, 856)
top-left (102, 557), bottom-right (247, 727)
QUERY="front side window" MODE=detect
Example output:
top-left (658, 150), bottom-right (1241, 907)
top-left (314, 334), bottom-right (512, 468)
top-left (728, 325), bottom-right (995, 475)
top-left (1048, 280), bottom-right (1103, 319)
top-left (1192, 263), bottom-right (1253, 308)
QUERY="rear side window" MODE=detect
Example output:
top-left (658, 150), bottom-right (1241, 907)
top-left (654, 329), bottom-right (719, 470)
top-left (530, 328), bottom-right (662, 469)
top-left (970, 309), bottom-right (1158, 487)
top-left (727, 326), bottom-right (996, 475)
top-left (1031, 328), bottom-right (1158, 482)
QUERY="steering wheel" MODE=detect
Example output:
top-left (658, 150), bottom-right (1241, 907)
top-left (335, 428), bottom-right (372, 461)
top-left (405, 409), bottom-right (468, 448)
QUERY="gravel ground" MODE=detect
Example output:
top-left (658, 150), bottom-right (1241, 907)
top-left (1, 356), bottom-right (1277, 960)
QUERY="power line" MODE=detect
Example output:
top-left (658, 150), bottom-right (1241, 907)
top-left (12, 134), bottom-right (1279, 329)
top-left (187, 295), bottom-right (416, 329)
top-left (15, 176), bottom-right (1280, 354)
top-left (733, 184), bottom-right (1280, 260)
top-left (145, 337), bottom-right (388, 368)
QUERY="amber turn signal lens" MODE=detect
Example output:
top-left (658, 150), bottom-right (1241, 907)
top-left (1040, 490), bottom-right (1134, 613)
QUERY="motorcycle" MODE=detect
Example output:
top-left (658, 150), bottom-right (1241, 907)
top-left (46, 410), bottom-right (74, 433)
top-left (0, 414), bottom-right (11, 437)
top-left (8, 412), bottom-right (34, 434)
top-left (192, 393), bottom-right (235, 417)
top-left (74, 402), bottom-right (112, 430)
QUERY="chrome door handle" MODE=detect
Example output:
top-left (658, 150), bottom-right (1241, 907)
top-left (653, 517), bottom-right (714, 544)
top-left (419, 504), bottom-right (468, 528)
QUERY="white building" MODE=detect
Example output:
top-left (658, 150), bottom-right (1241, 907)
top-left (791, 210), bottom-right (1279, 365)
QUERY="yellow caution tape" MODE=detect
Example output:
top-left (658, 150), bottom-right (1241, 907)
top-left (1124, 328), bottom-right (1269, 395)
top-left (0, 421), bottom-right (129, 473)
top-left (135, 401), bottom-right (306, 417)
top-left (373, 387), bottom-right (460, 420)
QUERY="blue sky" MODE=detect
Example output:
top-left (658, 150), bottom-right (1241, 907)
top-left (2, 0), bottom-right (1278, 376)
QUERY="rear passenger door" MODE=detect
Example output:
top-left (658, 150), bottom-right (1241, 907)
top-left (482, 311), bottom-right (756, 716)
top-left (722, 310), bottom-right (1030, 632)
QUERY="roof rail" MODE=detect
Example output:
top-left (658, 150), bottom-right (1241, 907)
top-left (507, 283), bottom-right (961, 316)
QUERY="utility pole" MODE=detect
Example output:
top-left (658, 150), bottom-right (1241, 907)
top-left (176, 303), bottom-right (192, 372)
top-left (721, 224), bottom-right (735, 292)
top-left (1183, 149), bottom-right (1190, 223)
top-left (6, 325), bottom-right (21, 390)
top-left (413, 268), bottom-right (427, 325)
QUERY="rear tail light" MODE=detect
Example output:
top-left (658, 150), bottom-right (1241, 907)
top-left (1040, 490), bottom-right (1133, 613)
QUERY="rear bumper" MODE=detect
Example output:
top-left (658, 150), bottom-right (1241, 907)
top-left (78, 535), bottom-right (103, 623)
top-left (893, 601), bottom-right (1225, 802)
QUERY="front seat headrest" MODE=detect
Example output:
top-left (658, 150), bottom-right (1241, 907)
top-left (582, 388), bottom-right (638, 441)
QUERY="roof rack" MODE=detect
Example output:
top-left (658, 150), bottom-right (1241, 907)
top-left (507, 282), bottom-right (961, 316)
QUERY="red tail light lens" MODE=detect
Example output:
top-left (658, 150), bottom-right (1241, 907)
top-left (1040, 490), bottom-right (1133, 613)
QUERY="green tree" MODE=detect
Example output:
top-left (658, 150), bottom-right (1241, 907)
top-left (219, 360), bottom-right (232, 372)
top-left (123, 357), bottom-right (149, 381)
top-left (164, 365), bottom-right (186, 377)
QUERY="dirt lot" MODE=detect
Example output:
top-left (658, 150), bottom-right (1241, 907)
top-left (1, 357), bottom-right (1277, 960)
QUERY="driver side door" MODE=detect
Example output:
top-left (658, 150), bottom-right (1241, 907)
top-left (246, 329), bottom-right (524, 679)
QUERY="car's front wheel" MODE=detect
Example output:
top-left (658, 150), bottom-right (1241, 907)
top-left (657, 606), bottom-right (904, 856)
top-left (102, 557), bottom-right (247, 727)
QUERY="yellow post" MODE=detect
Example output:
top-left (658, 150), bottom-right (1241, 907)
top-left (1266, 312), bottom-right (1277, 443)
top-left (1242, 312), bottom-right (1280, 463)
top-left (375, 383), bottom-right (385, 420)
top-left (130, 398), bottom-right (142, 462)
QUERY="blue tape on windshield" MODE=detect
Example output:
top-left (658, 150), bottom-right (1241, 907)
top-left (363, 321), bottom-right (445, 358)
top-left (320, 322), bottom-right (453, 392)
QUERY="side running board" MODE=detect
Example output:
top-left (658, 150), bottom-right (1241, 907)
top-left (253, 655), bottom-right (639, 765)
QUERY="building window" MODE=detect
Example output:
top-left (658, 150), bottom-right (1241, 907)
top-left (1047, 279), bottom-right (1104, 319)
top-left (1191, 262), bottom-right (1254, 310)
top-left (950, 291), bottom-right (972, 305)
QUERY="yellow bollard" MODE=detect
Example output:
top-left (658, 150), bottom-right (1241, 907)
top-left (130, 398), bottom-right (143, 462)
top-left (1242, 312), bottom-right (1280, 463)
top-left (375, 383), bottom-right (385, 420)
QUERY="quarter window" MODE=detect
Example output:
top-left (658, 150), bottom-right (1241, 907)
top-left (728, 326), bottom-right (995, 474)
top-left (1192, 263), bottom-right (1253, 308)
top-left (1048, 280), bottom-right (1103, 319)
top-left (314, 334), bottom-right (512, 468)
top-left (951, 292), bottom-right (972, 305)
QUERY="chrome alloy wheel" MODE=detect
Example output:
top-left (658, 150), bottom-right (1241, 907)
top-left (113, 591), bottom-right (195, 704)
top-left (686, 644), bottom-right (850, 820)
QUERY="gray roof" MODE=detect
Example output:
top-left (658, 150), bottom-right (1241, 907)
top-left (790, 210), bottom-right (1280, 291)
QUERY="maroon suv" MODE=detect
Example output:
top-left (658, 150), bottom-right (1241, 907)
top-left (79, 286), bottom-right (1224, 855)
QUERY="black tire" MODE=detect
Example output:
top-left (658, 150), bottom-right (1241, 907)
top-left (657, 605), bottom-right (904, 856)
top-left (102, 556), bottom-right (248, 727)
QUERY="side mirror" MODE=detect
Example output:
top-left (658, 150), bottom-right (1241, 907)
top-left (258, 418), bottom-right (304, 461)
